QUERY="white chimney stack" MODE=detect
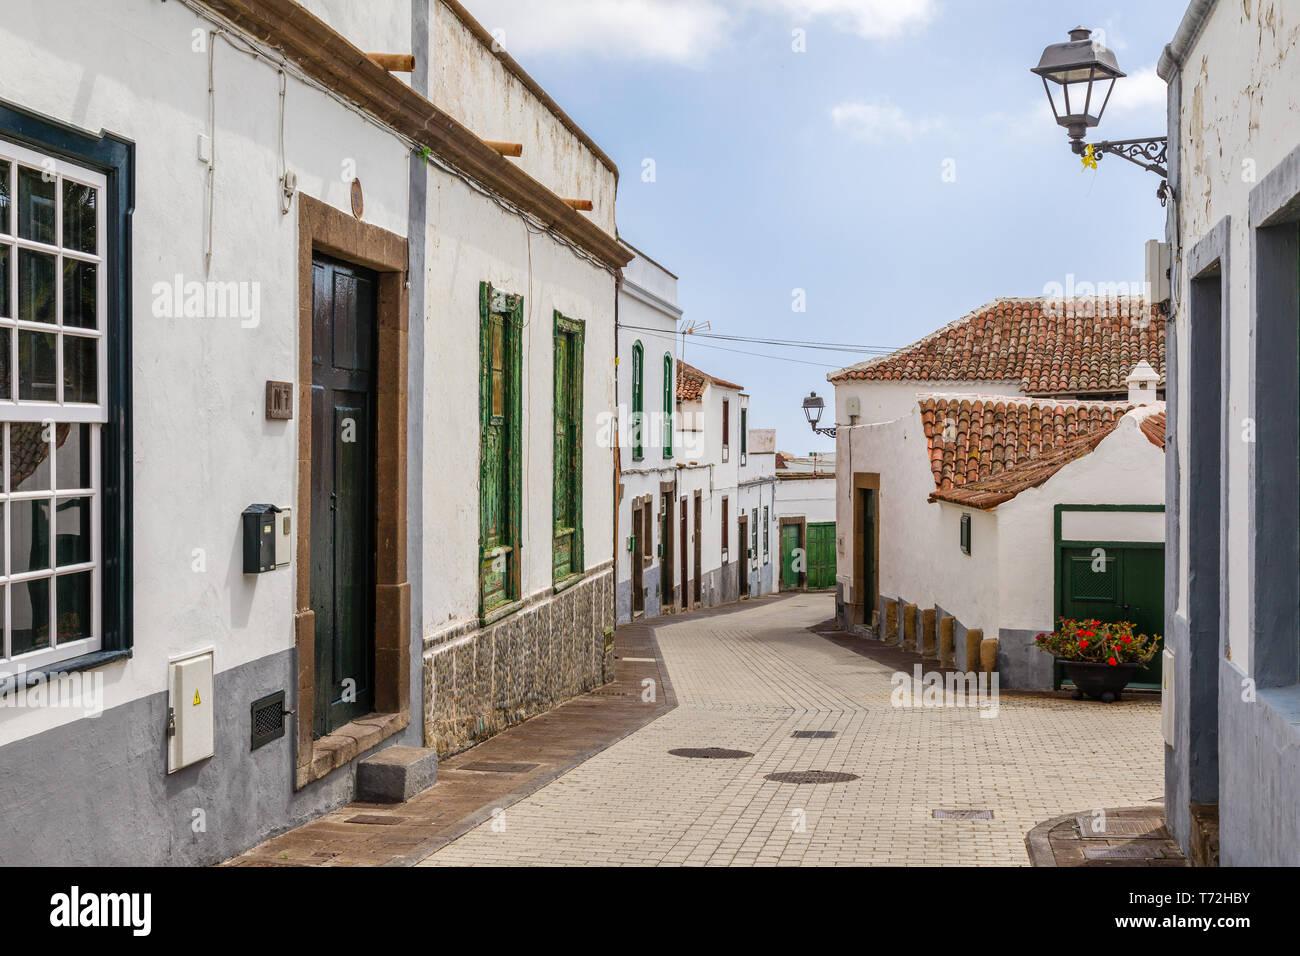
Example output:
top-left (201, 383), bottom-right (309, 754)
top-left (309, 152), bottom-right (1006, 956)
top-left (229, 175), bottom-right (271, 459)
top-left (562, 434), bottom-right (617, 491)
top-left (1126, 360), bottom-right (1160, 406)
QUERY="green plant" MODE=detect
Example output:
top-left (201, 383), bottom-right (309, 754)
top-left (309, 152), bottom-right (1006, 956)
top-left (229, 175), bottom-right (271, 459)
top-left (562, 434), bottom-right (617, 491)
top-left (1033, 618), bottom-right (1160, 667)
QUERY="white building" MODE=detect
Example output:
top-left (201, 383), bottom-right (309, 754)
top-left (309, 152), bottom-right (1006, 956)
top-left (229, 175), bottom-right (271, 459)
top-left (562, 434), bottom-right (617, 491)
top-left (616, 242), bottom-right (682, 621)
top-left (829, 297), bottom-right (1166, 689)
top-left (775, 452), bottom-right (836, 590)
top-left (0, 0), bottom-right (627, 865)
top-left (1158, 0), bottom-right (1300, 866)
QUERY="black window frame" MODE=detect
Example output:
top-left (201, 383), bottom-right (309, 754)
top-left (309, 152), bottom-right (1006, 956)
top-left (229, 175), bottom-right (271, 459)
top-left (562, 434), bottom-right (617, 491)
top-left (0, 98), bottom-right (133, 679)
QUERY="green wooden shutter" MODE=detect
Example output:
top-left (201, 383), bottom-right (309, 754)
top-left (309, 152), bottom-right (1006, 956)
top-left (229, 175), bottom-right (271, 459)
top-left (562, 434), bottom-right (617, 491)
top-left (479, 282), bottom-right (522, 619)
top-left (663, 353), bottom-right (673, 458)
top-left (553, 311), bottom-right (585, 582)
top-left (631, 342), bottom-right (644, 461)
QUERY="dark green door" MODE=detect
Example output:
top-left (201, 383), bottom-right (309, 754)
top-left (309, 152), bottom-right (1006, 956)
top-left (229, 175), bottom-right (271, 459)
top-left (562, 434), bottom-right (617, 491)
top-left (780, 524), bottom-right (801, 588)
top-left (311, 256), bottom-right (377, 737)
top-left (1059, 545), bottom-right (1164, 687)
top-left (807, 522), bottom-right (836, 590)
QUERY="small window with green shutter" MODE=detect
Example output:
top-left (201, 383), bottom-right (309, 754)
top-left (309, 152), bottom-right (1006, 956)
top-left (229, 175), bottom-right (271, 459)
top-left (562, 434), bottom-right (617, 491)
top-left (662, 352), bottom-right (673, 458)
top-left (631, 341), bottom-right (644, 461)
top-left (763, 506), bottom-right (770, 562)
top-left (740, 407), bottom-right (747, 465)
top-left (960, 513), bottom-right (971, 555)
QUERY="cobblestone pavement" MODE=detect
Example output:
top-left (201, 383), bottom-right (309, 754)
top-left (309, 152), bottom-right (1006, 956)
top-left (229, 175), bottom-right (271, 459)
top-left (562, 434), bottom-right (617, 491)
top-left (417, 593), bottom-right (1163, 866)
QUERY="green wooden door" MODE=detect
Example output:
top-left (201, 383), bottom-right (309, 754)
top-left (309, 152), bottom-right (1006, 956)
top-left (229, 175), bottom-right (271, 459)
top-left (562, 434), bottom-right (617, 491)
top-left (310, 256), bottom-right (376, 737)
top-left (552, 316), bottom-right (583, 582)
top-left (1059, 545), bottom-right (1164, 687)
top-left (806, 522), bottom-right (836, 590)
top-left (780, 524), bottom-right (801, 588)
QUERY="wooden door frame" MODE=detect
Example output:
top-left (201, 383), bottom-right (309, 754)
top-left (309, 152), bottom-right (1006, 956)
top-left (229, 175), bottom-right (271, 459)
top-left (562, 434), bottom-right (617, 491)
top-left (852, 473), bottom-right (880, 628)
top-left (630, 498), bottom-right (645, 615)
top-left (780, 515), bottom-right (807, 589)
top-left (660, 482), bottom-right (675, 613)
top-left (295, 194), bottom-right (410, 791)
top-left (679, 496), bottom-right (689, 610)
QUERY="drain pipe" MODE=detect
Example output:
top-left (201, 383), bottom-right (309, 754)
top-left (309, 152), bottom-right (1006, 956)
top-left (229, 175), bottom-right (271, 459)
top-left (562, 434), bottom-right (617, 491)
top-left (613, 266), bottom-right (624, 633)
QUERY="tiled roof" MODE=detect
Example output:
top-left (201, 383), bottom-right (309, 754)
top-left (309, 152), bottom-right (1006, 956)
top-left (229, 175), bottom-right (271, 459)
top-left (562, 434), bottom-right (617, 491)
top-left (829, 297), bottom-right (1164, 395)
top-left (1140, 410), bottom-right (1166, 450)
top-left (920, 395), bottom-right (1135, 509)
top-left (676, 360), bottom-right (743, 402)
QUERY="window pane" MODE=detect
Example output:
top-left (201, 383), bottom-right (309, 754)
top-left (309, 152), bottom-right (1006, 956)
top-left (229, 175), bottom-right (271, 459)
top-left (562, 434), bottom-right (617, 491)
top-left (62, 259), bottom-right (96, 328)
top-left (0, 244), bottom-right (8, 318)
top-left (12, 499), bottom-right (51, 574)
top-left (55, 496), bottom-right (91, 566)
top-left (17, 167), bottom-right (55, 244)
top-left (17, 329), bottom-right (56, 401)
top-left (57, 571), bottom-right (92, 644)
top-left (63, 335), bottom-right (96, 404)
top-left (12, 577), bottom-right (51, 655)
top-left (11, 423), bottom-right (52, 493)
top-left (56, 424), bottom-right (91, 490)
top-left (0, 329), bottom-right (9, 403)
top-left (62, 181), bottom-right (97, 254)
top-left (17, 248), bottom-right (56, 324)
top-left (0, 160), bottom-right (9, 234)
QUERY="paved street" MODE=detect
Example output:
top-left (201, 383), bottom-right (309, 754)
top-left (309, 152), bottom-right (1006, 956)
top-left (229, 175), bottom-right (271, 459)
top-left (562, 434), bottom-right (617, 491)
top-left (417, 593), bottom-right (1163, 866)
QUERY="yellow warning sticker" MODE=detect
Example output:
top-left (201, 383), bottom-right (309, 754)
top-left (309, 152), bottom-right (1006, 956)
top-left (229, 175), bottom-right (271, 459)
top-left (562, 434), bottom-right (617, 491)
top-left (193, 690), bottom-right (201, 706)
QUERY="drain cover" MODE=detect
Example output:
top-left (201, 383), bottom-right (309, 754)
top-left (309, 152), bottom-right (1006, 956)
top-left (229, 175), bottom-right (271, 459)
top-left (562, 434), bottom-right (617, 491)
top-left (1083, 845), bottom-right (1164, 860)
top-left (791, 730), bottom-right (836, 739)
top-left (669, 748), bottom-right (754, 759)
top-left (461, 761), bottom-right (539, 773)
top-left (346, 814), bottom-right (404, 825)
top-left (932, 809), bottom-right (993, 820)
top-left (765, 770), bottom-right (859, 784)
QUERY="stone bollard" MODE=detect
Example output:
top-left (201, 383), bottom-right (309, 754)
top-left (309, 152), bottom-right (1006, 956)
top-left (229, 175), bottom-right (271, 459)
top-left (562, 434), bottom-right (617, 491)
top-left (965, 628), bottom-right (983, 673)
top-left (979, 636), bottom-right (999, 675)
top-left (885, 600), bottom-right (899, 645)
top-left (902, 603), bottom-right (918, 652)
top-left (921, 608), bottom-right (938, 661)
top-left (939, 616), bottom-right (955, 668)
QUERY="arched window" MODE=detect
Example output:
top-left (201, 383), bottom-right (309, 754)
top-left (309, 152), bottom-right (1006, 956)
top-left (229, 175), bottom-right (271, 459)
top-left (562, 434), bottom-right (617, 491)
top-left (631, 341), bottom-right (644, 461)
top-left (662, 353), bottom-right (673, 458)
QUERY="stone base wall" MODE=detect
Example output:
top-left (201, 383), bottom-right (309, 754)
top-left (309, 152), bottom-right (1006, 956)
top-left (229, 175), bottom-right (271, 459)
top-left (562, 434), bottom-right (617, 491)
top-left (423, 567), bottom-right (615, 757)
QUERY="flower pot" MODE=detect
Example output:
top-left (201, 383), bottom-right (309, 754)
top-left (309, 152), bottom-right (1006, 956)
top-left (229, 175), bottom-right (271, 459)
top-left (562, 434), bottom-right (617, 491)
top-left (1060, 660), bottom-right (1143, 702)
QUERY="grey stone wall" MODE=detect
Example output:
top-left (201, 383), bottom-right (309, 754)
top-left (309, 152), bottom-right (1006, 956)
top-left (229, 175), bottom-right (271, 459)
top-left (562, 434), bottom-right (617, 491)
top-left (424, 568), bottom-right (614, 757)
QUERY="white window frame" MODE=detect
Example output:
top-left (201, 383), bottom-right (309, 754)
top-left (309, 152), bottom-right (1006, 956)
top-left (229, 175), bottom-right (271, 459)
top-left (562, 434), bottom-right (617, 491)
top-left (0, 138), bottom-right (107, 672)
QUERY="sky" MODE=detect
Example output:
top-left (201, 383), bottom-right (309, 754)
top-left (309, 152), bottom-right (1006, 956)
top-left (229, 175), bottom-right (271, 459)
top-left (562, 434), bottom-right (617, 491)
top-left (461, 0), bottom-right (1188, 454)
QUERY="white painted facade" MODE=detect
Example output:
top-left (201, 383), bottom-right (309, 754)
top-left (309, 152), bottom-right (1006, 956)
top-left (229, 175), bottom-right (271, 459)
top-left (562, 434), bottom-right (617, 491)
top-left (833, 391), bottom-right (1165, 689)
top-left (0, 0), bottom-right (623, 864)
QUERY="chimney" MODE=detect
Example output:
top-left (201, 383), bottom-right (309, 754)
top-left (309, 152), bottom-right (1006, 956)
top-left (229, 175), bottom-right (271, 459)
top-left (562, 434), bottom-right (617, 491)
top-left (1126, 360), bottom-right (1160, 406)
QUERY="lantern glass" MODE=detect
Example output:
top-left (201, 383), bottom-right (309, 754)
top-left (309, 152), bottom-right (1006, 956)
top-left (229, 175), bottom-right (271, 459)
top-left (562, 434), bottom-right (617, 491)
top-left (1032, 27), bottom-right (1124, 140)
top-left (802, 392), bottom-right (824, 427)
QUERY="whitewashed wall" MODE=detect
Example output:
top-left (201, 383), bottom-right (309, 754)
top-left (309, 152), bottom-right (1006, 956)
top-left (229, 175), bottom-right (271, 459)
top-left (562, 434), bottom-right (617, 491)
top-left (1171, 0), bottom-right (1300, 667)
top-left (776, 477), bottom-right (836, 523)
top-left (833, 378), bottom-right (1022, 428)
top-left (0, 0), bottom-right (411, 746)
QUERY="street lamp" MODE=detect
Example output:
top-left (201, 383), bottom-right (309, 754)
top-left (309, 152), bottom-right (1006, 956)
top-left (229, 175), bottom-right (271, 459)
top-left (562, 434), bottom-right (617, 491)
top-left (1033, 26), bottom-right (1170, 201)
top-left (802, 391), bottom-right (836, 439)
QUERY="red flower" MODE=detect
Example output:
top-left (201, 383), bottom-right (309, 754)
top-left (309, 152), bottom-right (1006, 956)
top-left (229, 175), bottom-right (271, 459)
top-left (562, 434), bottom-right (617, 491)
top-left (1085, 630), bottom-right (1096, 637)
top-left (1121, 636), bottom-right (1132, 644)
top-left (1107, 657), bottom-right (1118, 667)
top-left (1079, 640), bottom-right (1089, 649)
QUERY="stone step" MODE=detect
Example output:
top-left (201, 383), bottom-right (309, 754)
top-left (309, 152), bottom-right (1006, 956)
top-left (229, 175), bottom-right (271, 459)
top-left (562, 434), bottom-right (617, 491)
top-left (356, 745), bottom-right (438, 803)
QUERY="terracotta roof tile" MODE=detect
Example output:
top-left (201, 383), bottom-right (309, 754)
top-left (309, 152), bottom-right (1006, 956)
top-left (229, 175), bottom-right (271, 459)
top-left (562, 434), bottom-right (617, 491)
top-left (676, 360), bottom-right (742, 402)
top-left (920, 395), bottom-right (1135, 508)
top-left (1140, 410), bottom-right (1166, 450)
top-left (830, 297), bottom-right (1164, 396)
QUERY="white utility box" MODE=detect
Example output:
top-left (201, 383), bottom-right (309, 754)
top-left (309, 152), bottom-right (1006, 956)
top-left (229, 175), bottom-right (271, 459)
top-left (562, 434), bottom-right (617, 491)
top-left (168, 648), bottom-right (215, 773)
top-left (1145, 239), bottom-right (1171, 303)
top-left (275, 507), bottom-right (292, 568)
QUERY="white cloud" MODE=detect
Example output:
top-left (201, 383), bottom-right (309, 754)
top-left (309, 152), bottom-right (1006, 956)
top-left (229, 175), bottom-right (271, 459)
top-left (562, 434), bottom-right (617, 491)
top-left (830, 98), bottom-right (944, 143)
top-left (1104, 66), bottom-right (1168, 117)
top-left (460, 0), bottom-right (935, 64)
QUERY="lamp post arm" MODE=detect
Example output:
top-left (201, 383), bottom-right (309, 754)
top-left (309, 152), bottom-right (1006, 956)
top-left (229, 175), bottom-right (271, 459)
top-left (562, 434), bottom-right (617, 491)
top-left (1088, 136), bottom-right (1169, 178)
top-left (812, 426), bottom-right (837, 439)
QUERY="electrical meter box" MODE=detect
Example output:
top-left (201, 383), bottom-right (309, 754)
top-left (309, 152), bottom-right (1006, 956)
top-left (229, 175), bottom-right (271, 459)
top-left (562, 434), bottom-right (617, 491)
top-left (242, 504), bottom-right (280, 573)
top-left (167, 648), bottom-right (215, 773)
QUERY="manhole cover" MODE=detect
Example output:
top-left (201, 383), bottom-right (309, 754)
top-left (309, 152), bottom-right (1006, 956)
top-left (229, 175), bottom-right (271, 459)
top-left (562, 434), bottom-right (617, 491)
top-left (460, 761), bottom-right (539, 773)
top-left (346, 814), bottom-right (404, 825)
top-left (792, 730), bottom-right (836, 739)
top-left (765, 770), bottom-right (859, 784)
top-left (932, 809), bottom-right (994, 820)
top-left (1075, 817), bottom-right (1168, 839)
top-left (669, 748), bottom-right (754, 759)
top-left (1083, 845), bottom-right (1164, 861)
